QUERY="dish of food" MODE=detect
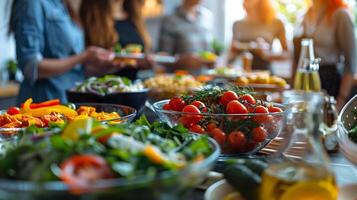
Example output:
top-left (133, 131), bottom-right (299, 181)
top-left (236, 74), bottom-right (289, 91)
top-left (144, 74), bottom-right (203, 101)
top-left (0, 99), bottom-right (135, 130)
top-left (67, 76), bottom-right (148, 111)
top-left (206, 67), bottom-right (242, 78)
top-left (74, 75), bottom-right (145, 96)
top-left (114, 43), bottom-right (177, 64)
top-left (0, 116), bottom-right (219, 199)
top-left (153, 86), bottom-right (285, 155)
top-left (114, 43), bottom-right (144, 66)
top-left (199, 51), bottom-right (218, 65)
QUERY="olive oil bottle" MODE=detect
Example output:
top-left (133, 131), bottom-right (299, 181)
top-left (293, 39), bottom-right (322, 92)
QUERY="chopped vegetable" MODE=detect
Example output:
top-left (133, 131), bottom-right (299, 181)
top-left (75, 75), bottom-right (145, 96)
top-left (0, 99), bottom-right (121, 130)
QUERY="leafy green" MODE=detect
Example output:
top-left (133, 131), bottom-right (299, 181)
top-left (0, 116), bottom-right (213, 182)
top-left (182, 85), bottom-right (253, 114)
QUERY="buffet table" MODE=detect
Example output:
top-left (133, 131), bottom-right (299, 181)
top-left (0, 81), bottom-right (19, 109)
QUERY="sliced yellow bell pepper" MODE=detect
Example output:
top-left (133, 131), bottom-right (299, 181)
top-left (26, 105), bottom-right (78, 118)
top-left (21, 99), bottom-right (77, 118)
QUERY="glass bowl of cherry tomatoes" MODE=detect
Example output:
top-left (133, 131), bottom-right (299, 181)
top-left (153, 86), bottom-right (287, 156)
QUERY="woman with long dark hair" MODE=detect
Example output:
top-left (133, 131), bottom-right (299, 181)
top-left (80, 0), bottom-right (153, 80)
top-left (10, 0), bottom-right (114, 103)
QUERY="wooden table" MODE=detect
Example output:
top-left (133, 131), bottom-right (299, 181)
top-left (0, 82), bottom-right (19, 109)
top-left (0, 82), bottom-right (19, 98)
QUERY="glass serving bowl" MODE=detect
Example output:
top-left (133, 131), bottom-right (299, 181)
top-left (153, 100), bottom-right (286, 157)
top-left (0, 103), bottom-right (137, 138)
top-left (0, 137), bottom-right (220, 200)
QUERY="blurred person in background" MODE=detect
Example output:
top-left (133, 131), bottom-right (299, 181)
top-left (80, 0), bottom-right (153, 80)
top-left (228, 0), bottom-right (289, 71)
top-left (158, 0), bottom-right (214, 72)
top-left (10, 0), bottom-right (114, 104)
top-left (294, 0), bottom-right (356, 110)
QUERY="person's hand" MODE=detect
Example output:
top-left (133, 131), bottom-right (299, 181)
top-left (83, 46), bottom-right (115, 66)
top-left (137, 54), bottom-right (155, 69)
top-left (176, 53), bottom-right (203, 70)
top-left (251, 38), bottom-right (270, 60)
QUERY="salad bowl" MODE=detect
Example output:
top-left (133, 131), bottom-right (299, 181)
top-left (0, 118), bottom-right (220, 200)
top-left (67, 76), bottom-right (149, 111)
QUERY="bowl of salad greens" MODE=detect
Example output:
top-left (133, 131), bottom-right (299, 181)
top-left (67, 75), bottom-right (149, 111)
top-left (338, 95), bottom-right (357, 165)
top-left (0, 116), bottom-right (219, 200)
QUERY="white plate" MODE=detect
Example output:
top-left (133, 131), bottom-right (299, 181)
top-left (205, 180), bottom-right (357, 200)
top-left (204, 180), bottom-right (240, 200)
top-left (115, 53), bottom-right (177, 64)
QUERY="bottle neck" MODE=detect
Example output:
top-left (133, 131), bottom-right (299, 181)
top-left (298, 40), bottom-right (315, 70)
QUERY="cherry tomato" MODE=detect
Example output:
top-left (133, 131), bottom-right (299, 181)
top-left (244, 141), bottom-right (258, 152)
top-left (191, 101), bottom-right (208, 112)
top-left (60, 155), bottom-right (113, 188)
top-left (7, 107), bottom-right (20, 115)
top-left (268, 106), bottom-right (283, 113)
top-left (240, 94), bottom-right (256, 105)
top-left (228, 131), bottom-right (247, 149)
top-left (181, 105), bottom-right (203, 125)
top-left (179, 117), bottom-right (192, 128)
top-left (226, 100), bottom-right (248, 114)
top-left (163, 103), bottom-right (172, 110)
top-left (207, 123), bottom-right (217, 132)
top-left (189, 124), bottom-right (205, 134)
top-left (182, 105), bottom-right (201, 114)
top-left (211, 128), bottom-right (226, 145)
top-left (243, 103), bottom-right (255, 113)
top-left (252, 127), bottom-right (268, 142)
top-left (253, 105), bottom-right (271, 123)
top-left (220, 91), bottom-right (239, 106)
top-left (169, 97), bottom-right (187, 111)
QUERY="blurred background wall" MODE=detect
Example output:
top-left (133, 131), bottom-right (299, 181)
top-left (0, 0), bottom-right (15, 85)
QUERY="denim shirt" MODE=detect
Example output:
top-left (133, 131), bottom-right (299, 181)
top-left (12, 0), bottom-right (84, 104)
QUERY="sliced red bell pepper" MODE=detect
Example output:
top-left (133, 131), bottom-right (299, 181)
top-left (21, 99), bottom-right (60, 109)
